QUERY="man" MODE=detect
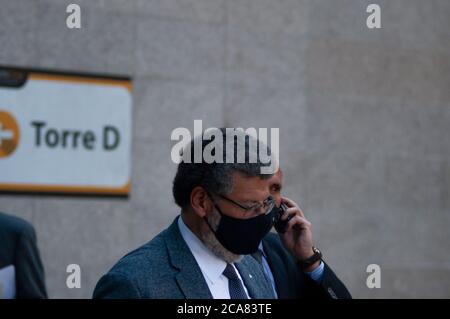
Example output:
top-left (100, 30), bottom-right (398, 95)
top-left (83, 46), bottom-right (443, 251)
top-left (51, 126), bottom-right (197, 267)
top-left (0, 212), bottom-right (48, 299)
top-left (93, 129), bottom-right (349, 299)
top-left (253, 170), bottom-right (352, 299)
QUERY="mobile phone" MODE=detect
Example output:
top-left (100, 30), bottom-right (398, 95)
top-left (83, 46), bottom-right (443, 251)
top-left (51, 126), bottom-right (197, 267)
top-left (273, 203), bottom-right (294, 234)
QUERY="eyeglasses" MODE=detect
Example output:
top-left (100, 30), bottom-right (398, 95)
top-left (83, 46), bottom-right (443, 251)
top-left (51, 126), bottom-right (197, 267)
top-left (217, 194), bottom-right (276, 216)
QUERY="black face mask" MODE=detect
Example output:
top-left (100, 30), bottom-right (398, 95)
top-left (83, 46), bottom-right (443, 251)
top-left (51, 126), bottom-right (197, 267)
top-left (204, 204), bottom-right (276, 255)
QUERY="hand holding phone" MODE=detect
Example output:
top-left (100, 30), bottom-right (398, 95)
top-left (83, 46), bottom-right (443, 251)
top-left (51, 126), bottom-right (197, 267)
top-left (273, 203), bottom-right (295, 233)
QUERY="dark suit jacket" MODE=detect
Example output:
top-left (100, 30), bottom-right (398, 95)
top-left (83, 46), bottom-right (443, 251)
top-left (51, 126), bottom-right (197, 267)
top-left (260, 232), bottom-right (352, 299)
top-left (93, 216), bottom-right (275, 299)
top-left (0, 212), bottom-right (48, 299)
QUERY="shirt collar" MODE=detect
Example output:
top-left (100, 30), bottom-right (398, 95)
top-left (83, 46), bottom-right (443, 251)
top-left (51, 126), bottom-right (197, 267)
top-left (177, 215), bottom-right (227, 283)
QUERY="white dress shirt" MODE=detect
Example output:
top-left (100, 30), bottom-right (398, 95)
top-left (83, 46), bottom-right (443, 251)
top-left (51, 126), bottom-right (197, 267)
top-left (177, 216), bottom-right (250, 299)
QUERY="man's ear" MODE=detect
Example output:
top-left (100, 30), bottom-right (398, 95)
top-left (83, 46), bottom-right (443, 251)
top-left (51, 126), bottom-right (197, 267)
top-left (190, 186), bottom-right (213, 218)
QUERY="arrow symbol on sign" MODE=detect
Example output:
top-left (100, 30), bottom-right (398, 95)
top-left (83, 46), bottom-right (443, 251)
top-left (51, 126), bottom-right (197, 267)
top-left (0, 122), bottom-right (14, 147)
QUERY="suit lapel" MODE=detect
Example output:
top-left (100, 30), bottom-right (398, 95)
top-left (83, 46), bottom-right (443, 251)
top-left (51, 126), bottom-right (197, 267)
top-left (163, 216), bottom-right (213, 299)
top-left (175, 269), bottom-right (212, 299)
top-left (236, 256), bottom-right (276, 299)
top-left (262, 237), bottom-right (290, 298)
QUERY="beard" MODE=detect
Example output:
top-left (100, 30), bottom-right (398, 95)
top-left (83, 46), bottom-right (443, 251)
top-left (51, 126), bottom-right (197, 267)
top-left (199, 208), bottom-right (243, 264)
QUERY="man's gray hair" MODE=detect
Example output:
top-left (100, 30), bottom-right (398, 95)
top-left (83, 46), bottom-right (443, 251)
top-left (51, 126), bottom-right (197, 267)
top-left (172, 128), bottom-right (274, 209)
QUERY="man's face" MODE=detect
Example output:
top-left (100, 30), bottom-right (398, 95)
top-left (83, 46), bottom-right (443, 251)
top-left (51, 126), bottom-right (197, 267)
top-left (212, 171), bottom-right (272, 219)
top-left (268, 169), bottom-right (283, 206)
top-left (200, 170), bottom-right (273, 263)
